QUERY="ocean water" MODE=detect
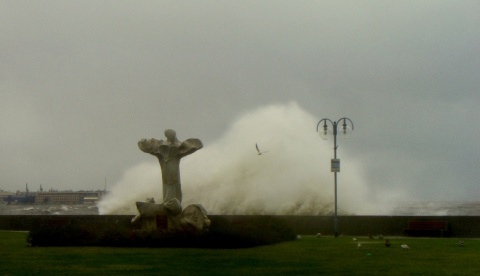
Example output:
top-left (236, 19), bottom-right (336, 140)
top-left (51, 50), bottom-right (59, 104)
top-left (0, 204), bottom-right (99, 215)
top-left (1, 201), bottom-right (479, 216)
top-left (98, 103), bottom-right (379, 216)
top-left (4, 104), bottom-right (478, 217)
top-left (390, 201), bottom-right (480, 216)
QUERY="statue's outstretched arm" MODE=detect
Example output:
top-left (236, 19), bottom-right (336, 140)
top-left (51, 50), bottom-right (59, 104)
top-left (178, 138), bottom-right (203, 157)
top-left (138, 138), bottom-right (164, 157)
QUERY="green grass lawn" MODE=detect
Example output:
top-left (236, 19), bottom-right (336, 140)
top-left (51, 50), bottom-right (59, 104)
top-left (1, 231), bottom-right (479, 275)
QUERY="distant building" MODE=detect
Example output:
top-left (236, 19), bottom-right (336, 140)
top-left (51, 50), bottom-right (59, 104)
top-left (0, 191), bottom-right (15, 198)
top-left (1, 191), bottom-right (35, 204)
top-left (35, 191), bottom-right (105, 205)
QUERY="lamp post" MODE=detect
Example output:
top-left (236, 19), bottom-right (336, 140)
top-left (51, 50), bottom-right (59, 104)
top-left (316, 118), bottom-right (354, 237)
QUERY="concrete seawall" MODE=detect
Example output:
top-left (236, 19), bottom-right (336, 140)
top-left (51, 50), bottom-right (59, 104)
top-left (1, 215), bottom-right (479, 237)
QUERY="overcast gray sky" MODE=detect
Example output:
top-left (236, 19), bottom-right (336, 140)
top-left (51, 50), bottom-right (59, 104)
top-left (1, 1), bottom-right (479, 204)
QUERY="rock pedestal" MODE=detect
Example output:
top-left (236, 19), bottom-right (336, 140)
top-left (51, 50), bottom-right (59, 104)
top-left (180, 204), bottom-right (211, 233)
top-left (132, 199), bottom-right (210, 233)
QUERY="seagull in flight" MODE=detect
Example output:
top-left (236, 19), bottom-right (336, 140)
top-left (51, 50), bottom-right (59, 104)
top-left (256, 143), bottom-right (268, 155)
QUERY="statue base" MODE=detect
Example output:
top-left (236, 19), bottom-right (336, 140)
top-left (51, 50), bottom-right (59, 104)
top-left (132, 199), bottom-right (210, 234)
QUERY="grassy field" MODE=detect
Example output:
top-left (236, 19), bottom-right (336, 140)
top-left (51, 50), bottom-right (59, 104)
top-left (1, 231), bottom-right (479, 275)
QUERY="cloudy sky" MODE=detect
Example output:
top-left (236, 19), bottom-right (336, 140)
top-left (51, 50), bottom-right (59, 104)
top-left (1, 1), bottom-right (479, 207)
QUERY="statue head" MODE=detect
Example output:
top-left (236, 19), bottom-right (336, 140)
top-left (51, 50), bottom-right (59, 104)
top-left (164, 129), bottom-right (178, 143)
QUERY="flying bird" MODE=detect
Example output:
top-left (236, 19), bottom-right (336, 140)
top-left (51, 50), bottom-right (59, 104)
top-left (256, 143), bottom-right (268, 155)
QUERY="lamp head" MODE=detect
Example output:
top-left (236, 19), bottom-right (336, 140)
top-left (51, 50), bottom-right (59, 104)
top-left (339, 122), bottom-right (353, 139)
top-left (319, 123), bottom-right (332, 140)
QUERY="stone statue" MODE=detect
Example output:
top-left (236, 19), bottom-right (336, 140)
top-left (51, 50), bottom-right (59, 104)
top-left (138, 129), bottom-right (203, 207)
top-left (133, 129), bottom-right (209, 232)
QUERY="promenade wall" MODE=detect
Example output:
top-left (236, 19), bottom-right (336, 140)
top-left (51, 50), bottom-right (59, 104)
top-left (1, 215), bottom-right (479, 237)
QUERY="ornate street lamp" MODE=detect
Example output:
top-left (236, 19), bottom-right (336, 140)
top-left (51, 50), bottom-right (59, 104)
top-left (316, 118), bottom-right (354, 237)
